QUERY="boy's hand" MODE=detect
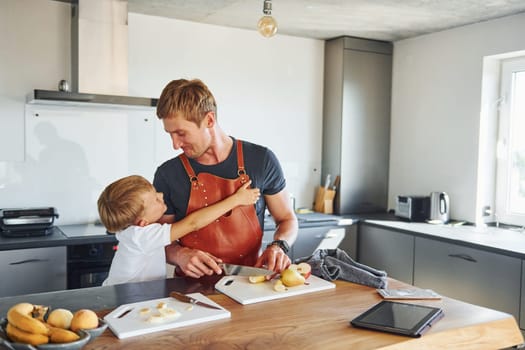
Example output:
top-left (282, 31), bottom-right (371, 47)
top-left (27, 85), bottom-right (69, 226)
top-left (236, 180), bottom-right (260, 205)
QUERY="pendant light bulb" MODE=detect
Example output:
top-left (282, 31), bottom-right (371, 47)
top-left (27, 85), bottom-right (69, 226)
top-left (257, 0), bottom-right (277, 38)
top-left (257, 16), bottom-right (278, 37)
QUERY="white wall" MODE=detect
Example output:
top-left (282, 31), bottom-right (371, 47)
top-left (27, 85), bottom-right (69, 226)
top-left (389, 12), bottom-right (525, 223)
top-left (128, 14), bottom-right (325, 210)
top-left (0, 1), bottom-right (324, 224)
top-left (0, 0), bottom-right (69, 161)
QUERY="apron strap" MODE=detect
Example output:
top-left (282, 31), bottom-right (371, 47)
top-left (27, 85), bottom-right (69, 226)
top-left (236, 140), bottom-right (249, 183)
top-left (180, 139), bottom-right (248, 184)
top-left (179, 155), bottom-right (199, 189)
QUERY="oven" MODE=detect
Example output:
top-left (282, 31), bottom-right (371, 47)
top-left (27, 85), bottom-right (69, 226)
top-left (67, 242), bottom-right (117, 289)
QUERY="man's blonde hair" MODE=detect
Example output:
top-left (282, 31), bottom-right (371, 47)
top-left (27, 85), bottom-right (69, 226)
top-left (97, 175), bottom-right (153, 233)
top-left (156, 78), bottom-right (217, 125)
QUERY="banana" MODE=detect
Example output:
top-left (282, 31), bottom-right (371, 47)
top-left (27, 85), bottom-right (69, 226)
top-left (10, 303), bottom-right (34, 315)
top-left (5, 322), bottom-right (49, 346)
top-left (7, 307), bottom-right (49, 335)
top-left (48, 327), bottom-right (80, 343)
top-left (32, 304), bottom-right (50, 322)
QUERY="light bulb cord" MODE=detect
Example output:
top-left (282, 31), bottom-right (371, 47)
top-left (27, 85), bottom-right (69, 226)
top-left (263, 0), bottom-right (272, 15)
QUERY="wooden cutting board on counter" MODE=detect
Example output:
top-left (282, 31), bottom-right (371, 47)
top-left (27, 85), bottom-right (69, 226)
top-left (103, 293), bottom-right (230, 339)
top-left (215, 275), bottom-right (335, 305)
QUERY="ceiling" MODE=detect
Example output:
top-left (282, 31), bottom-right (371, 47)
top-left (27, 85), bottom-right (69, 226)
top-left (127, 0), bottom-right (525, 41)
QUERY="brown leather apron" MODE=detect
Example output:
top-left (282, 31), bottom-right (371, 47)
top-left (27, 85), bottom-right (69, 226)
top-left (178, 140), bottom-right (262, 266)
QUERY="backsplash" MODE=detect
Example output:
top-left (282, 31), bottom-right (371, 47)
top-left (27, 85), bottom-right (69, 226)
top-left (0, 104), bottom-right (173, 225)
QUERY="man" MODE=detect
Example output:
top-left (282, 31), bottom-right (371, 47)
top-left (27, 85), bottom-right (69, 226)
top-left (153, 78), bottom-right (298, 278)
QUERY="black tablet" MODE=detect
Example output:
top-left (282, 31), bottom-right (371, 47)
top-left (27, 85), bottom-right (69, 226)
top-left (350, 300), bottom-right (444, 337)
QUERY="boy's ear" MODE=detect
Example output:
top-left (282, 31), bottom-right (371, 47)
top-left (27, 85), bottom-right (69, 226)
top-left (136, 218), bottom-right (148, 227)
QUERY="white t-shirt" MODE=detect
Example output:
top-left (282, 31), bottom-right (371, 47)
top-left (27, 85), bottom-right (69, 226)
top-left (102, 223), bottom-right (171, 286)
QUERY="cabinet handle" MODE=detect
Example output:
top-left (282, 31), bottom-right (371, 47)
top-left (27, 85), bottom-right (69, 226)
top-left (314, 233), bottom-right (339, 239)
top-left (9, 258), bottom-right (49, 265)
top-left (448, 253), bottom-right (477, 263)
top-left (324, 232), bottom-right (339, 238)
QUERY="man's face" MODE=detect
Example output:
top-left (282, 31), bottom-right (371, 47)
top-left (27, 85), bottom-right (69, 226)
top-left (162, 113), bottom-right (212, 159)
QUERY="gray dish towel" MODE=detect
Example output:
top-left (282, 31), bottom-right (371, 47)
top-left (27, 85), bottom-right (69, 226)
top-left (294, 248), bottom-right (388, 289)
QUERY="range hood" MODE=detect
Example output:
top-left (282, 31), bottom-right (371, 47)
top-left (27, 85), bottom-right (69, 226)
top-left (28, 89), bottom-right (157, 109)
top-left (27, 0), bottom-right (157, 109)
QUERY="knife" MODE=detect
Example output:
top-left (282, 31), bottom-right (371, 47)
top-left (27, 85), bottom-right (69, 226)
top-left (169, 291), bottom-right (223, 310)
top-left (219, 263), bottom-right (273, 276)
top-left (324, 174), bottom-right (332, 190)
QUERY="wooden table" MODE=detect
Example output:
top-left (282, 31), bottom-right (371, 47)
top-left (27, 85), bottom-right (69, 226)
top-left (0, 277), bottom-right (523, 349)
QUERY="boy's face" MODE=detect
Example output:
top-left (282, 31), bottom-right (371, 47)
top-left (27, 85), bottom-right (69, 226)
top-left (139, 188), bottom-right (167, 225)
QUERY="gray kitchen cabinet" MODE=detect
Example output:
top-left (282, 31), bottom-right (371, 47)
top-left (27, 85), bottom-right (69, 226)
top-left (263, 225), bottom-right (349, 261)
top-left (0, 246), bottom-right (67, 297)
top-left (336, 224), bottom-right (358, 260)
top-left (322, 37), bottom-right (392, 214)
top-left (414, 237), bottom-right (521, 320)
top-left (521, 260), bottom-right (525, 329)
top-left (292, 226), bottom-right (343, 260)
top-left (358, 224), bottom-right (414, 284)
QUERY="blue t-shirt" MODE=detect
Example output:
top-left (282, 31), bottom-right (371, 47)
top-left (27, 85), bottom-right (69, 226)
top-left (153, 137), bottom-right (285, 229)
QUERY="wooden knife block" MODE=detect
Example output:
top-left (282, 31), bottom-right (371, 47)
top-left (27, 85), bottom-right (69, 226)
top-left (314, 186), bottom-right (336, 214)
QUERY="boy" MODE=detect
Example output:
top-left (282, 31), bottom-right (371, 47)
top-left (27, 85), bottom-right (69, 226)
top-left (97, 175), bottom-right (260, 286)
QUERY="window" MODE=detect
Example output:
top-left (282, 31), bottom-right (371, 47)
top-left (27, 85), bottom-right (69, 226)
top-left (495, 56), bottom-right (525, 226)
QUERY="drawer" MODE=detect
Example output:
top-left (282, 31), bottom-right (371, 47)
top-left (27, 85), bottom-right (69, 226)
top-left (0, 246), bottom-right (67, 297)
top-left (414, 237), bottom-right (520, 320)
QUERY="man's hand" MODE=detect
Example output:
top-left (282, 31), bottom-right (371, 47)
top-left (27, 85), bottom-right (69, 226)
top-left (167, 244), bottom-right (222, 278)
top-left (255, 244), bottom-right (291, 275)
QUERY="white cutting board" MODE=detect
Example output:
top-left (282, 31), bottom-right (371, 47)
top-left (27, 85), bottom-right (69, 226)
top-left (215, 275), bottom-right (335, 305)
top-left (104, 293), bottom-right (230, 339)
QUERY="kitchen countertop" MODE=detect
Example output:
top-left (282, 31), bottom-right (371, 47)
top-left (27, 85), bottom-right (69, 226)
top-left (0, 226), bottom-right (68, 250)
top-left (264, 212), bottom-right (352, 231)
top-left (0, 224), bottom-right (117, 251)
top-left (364, 219), bottom-right (525, 258)
top-left (0, 277), bottom-right (521, 349)
top-left (0, 213), bottom-right (352, 251)
top-left (3, 212), bottom-right (524, 262)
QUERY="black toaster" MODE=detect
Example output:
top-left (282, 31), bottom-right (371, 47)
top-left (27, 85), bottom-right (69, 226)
top-left (395, 196), bottom-right (430, 222)
top-left (0, 207), bottom-right (59, 237)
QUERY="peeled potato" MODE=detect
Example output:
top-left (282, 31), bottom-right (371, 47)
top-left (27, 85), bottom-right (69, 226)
top-left (70, 309), bottom-right (99, 331)
top-left (273, 280), bottom-right (287, 292)
top-left (280, 268), bottom-right (305, 287)
top-left (248, 275), bottom-right (266, 284)
top-left (47, 308), bottom-right (74, 329)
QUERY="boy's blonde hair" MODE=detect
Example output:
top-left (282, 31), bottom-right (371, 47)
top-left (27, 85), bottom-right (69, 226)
top-left (97, 175), bottom-right (153, 233)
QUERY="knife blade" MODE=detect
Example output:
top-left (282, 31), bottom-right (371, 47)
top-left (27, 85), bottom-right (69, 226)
top-left (169, 291), bottom-right (222, 310)
top-left (219, 263), bottom-right (273, 276)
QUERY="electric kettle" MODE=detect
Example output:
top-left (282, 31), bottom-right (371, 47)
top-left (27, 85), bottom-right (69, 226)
top-left (429, 192), bottom-right (450, 223)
